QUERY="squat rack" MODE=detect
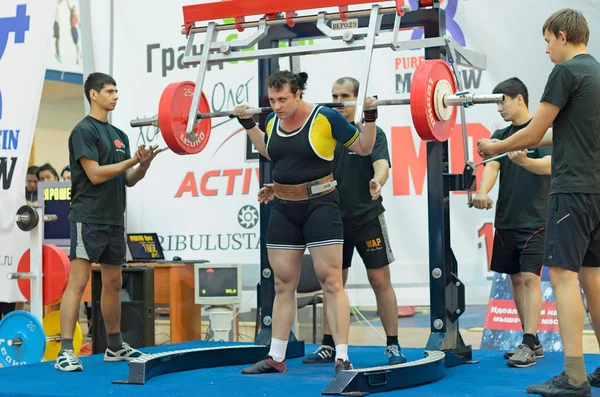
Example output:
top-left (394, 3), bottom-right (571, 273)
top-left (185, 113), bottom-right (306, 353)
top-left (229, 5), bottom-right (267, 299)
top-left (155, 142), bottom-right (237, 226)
top-left (116, 0), bottom-right (486, 393)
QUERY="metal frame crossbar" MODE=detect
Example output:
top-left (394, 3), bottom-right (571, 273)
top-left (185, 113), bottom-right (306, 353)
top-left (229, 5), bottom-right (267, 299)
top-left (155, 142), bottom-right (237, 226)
top-left (125, 0), bottom-right (488, 394)
top-left (179, 3), bottom-right (487, 141)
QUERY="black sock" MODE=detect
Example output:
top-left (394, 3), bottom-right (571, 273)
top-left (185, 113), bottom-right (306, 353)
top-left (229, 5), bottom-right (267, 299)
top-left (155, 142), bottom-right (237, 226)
top-left (522, 333), bottom-right (536, 350)
top-left (107, 332), bottom-right (124, 350)
top-left (322, 334), bottom-right (335, 348)
top-left (386, 336), bottom-right (399, 346)
top-left (61, 338), bottom-right (74, 352)
top-left (535, 333), bottom-right (540, 344)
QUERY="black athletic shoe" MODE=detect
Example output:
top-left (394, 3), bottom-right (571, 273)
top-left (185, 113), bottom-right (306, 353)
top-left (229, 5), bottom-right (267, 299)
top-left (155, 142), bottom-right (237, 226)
top-left (302, 345), bottom-right (336, 364)
top-left (334, 359), bottom-right (353, 375)
top-left (526, 372), bottom-right (591, 397)
top-left (241, 357), bottom-right (286, 374)
top-left (586, 366), bottom-right (600, 387)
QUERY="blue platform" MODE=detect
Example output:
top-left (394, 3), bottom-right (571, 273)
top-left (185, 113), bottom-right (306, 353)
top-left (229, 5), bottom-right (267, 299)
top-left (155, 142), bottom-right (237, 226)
top-left (1, 341), bottom-right (599, 397)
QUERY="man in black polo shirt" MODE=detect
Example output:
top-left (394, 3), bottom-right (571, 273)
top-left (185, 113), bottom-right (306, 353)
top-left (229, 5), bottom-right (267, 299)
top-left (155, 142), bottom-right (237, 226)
top-left (55, 73), bottom-right (159, 372)
top-left (473, 77), bottom-right (551, 368)
top-left (300, 77), bottom-right (405, 365)
top-left (478, 9), bottom-right (598, 396)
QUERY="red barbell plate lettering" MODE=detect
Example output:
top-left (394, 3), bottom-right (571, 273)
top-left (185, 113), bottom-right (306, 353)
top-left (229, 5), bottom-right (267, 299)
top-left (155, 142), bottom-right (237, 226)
top-left (158, 81), bottom-right (212, 155)
top-left (410, 59), bottom-right (457, 142)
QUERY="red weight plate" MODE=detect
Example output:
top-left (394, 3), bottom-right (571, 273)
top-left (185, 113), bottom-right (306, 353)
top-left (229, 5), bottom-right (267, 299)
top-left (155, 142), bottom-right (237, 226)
top-left (158, 81), bottom-right (212, 155)
top-left (410, 59), bottom-right (457, 142)
top-left (419, 0), bottom-right (434, 7)
top-left (17, 245), bottom-right (70, 305)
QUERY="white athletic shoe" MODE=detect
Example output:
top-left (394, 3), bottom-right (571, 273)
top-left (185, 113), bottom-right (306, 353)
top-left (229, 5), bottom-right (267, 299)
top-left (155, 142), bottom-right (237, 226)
top-left (104, 342), bottom-right (146, 362)
top-left (55, 349), bottom-right (83, 372)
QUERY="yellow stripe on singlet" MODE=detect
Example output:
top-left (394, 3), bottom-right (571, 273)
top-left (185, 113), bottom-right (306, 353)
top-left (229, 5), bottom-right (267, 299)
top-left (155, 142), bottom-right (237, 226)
top-left (308, 113), bottom-right (337, 161)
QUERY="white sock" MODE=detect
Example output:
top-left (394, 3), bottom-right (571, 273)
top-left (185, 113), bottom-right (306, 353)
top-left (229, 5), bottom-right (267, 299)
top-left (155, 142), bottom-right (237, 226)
top-left (268, 338), bottom-right (288, 363)
top-left (335, 344), bottom-right (349, 361)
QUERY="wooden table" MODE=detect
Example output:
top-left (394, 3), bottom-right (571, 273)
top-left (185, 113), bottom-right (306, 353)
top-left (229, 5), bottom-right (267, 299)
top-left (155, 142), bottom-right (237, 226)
top-left (81, 262), bottom-right (202, 343)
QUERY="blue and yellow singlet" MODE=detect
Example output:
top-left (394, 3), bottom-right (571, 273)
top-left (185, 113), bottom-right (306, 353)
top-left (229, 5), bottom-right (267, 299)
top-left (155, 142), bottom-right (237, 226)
top-left (263, 105), bottom-right (359, 185)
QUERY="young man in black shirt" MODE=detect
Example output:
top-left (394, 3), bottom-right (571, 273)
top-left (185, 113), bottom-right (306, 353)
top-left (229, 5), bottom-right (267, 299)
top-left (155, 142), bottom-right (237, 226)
top-left (473, 78), bottom-right (551, 368)
top-left (56, 73), bottom-right (159, 372)
top-left (478, 9), bottom-right (598, 396)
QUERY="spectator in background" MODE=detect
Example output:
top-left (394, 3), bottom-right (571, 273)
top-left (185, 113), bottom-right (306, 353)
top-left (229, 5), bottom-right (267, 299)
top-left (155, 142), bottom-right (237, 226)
top-left (25, 165), bottom-right (38, 204)
top-left (61, 166), bottom-right (71, 181)
top-left (36, 163), bottom-right (60, 182)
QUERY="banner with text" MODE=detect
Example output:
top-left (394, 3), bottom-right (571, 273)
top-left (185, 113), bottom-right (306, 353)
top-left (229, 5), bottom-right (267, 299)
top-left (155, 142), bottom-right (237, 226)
top-left (92, 0), bottom-right (600, 307)
top-left (0, 1), bottom-right (57, 302)
top-left (481, 267), bottom-right (562, 352)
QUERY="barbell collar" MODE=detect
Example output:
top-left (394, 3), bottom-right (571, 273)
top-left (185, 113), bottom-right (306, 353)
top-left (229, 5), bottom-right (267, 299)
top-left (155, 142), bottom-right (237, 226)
top-left (130, 117), bottom-right (159, 128)
top-left (7, 334), bottom-right (62, 347)
top-left (442, 93), bottom-right (505, 108)
top-left (14, 214), bottom-right (31, 224)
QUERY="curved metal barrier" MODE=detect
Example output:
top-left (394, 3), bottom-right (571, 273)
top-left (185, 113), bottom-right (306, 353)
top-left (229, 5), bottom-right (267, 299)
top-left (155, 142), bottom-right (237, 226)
top-left (112, 345), bottom-right (269, 385)
top-left (322, 350), bottom-right (446, 395)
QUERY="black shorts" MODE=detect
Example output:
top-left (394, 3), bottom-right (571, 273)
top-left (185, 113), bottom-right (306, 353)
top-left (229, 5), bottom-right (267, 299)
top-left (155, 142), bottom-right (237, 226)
top-left (491, 227), bottom-right (545, 275)
top-left (69, 221), bottom-right (126, 265)
top-left (266, 191), bottom-right (343, 250)
top-left (342, 214), bottom-right (395, 270)
top-left (545, 193), bottom-right (600, 272)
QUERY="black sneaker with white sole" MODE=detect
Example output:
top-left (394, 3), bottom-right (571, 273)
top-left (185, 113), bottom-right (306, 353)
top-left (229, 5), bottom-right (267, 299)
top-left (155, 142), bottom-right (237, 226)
top-left (104, 342), bottom-right (145, 362)
top-left (302, 345), bottom-right (336, 364)
top-left (55, 349), bottom-right (83, 372)
top-left (526, 371), bottom-right (591, 397)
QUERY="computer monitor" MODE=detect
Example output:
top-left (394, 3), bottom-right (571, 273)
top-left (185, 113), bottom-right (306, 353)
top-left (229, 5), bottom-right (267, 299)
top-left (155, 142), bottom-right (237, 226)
top-left (126, 233), bottom-right (165, 261)
top-left (39, 181), bottom-right (71, 247)
top-left (194, 263), bottom-right (242, 306)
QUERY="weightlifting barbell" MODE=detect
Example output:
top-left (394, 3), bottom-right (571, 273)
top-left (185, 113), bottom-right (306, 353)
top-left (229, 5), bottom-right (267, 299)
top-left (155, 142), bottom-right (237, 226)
top-left (130, 59), bottom-right (505, 155)
top-left (0, 310), bottom-right (82, 366)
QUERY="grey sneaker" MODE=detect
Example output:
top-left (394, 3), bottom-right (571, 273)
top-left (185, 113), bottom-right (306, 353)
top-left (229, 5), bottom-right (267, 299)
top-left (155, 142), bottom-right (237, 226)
top-left (54, 349), bottom-right (83, 372)
top-left (507, 344), bottom-right (536, 368)
top-left (504, 341), bottom-right (544, 359)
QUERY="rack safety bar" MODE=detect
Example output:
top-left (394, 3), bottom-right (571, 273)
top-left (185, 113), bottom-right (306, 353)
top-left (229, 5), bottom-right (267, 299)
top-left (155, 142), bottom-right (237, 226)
top-left (182, 5), bottom-right (412, 35)
top-left (182, 0), bottom-right (410, 34)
